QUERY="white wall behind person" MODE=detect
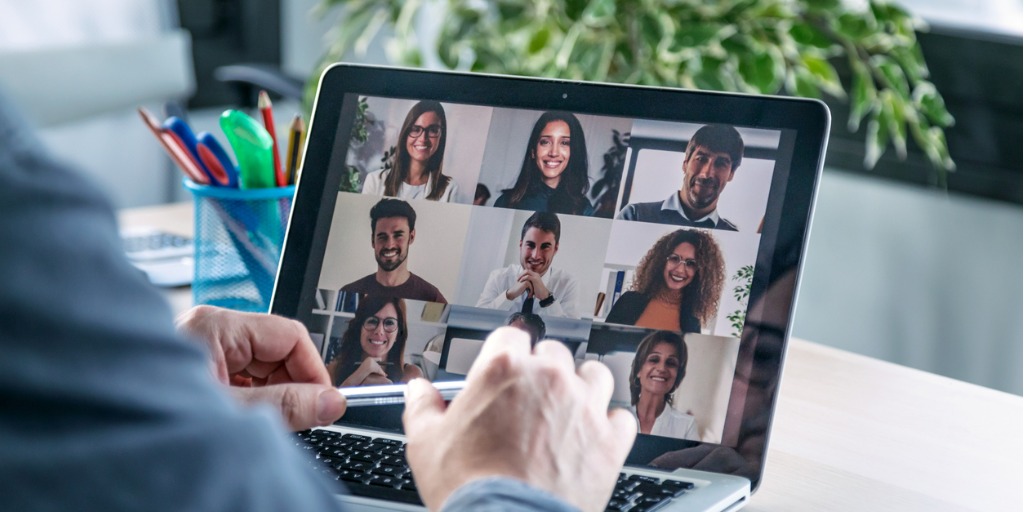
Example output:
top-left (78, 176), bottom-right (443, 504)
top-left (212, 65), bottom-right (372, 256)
top-left (318, 192), bottom-right (472, 300)
top-left (454, 207), bottom-right (515, 306)
top-left (622, 123), bottom-right (781, 233)
top-left (476, 108), bottom-right (634, 207)
top-left (351, 97), bottom-right (493, 204)
top-left (602, 220), bottom-right (758, 336)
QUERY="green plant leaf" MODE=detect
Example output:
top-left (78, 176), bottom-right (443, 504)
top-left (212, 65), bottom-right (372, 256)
top-left (873, 55), bottom-right (911, 99)
top-left (801, 54), bottom-right (845, 98)
top-left (582, 0), bottom-right (616, 26)
top-left (804, 0), bottom-right (842, 11)
top-left (738, 45), bottom-right (783, 93)
top-left (671, 23), bottom-right (722, 51)
top-left (913, 82), bottom-right (955, 127)
top-left (864, 109), bottom-right (889, 168)
top-left (836, 12), bottom-right (874, 40)
top-left (848, 63), bottom-right (876, 131)
top-left (789, 23), bottom-right (835, 49)
top-left (528, 26), bottom-right (552, 53)
top-left (880, 90), bottom-right (907, 158)
top-left (791, 67), bottom-right (820, 98)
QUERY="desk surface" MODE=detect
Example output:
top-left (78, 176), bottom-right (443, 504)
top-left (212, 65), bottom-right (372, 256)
top-left (120, 202), bottom-right (1024, 512)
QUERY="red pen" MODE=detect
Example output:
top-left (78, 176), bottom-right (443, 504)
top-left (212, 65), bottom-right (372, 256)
top-left (137, 107), bottom-right (208, 184)
top-left (258, 90), bottom-right (286, 187)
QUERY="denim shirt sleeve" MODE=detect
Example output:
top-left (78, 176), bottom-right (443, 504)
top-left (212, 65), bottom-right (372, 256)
top-left (440, 477), bottom-right (580, 512)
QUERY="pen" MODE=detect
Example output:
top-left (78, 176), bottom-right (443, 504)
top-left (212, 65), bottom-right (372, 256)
top-left (258, 90), bottom-right (286, 187)
top-left (285, 114), bottom-right (305, 185)
top-left (137, 107), bottom-right (208, 184)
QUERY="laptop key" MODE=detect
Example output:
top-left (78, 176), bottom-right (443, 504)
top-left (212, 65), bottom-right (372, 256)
top-left (660, 479), bottom-right (695, 491)
top-left (344, 481), bottom-right (422, 505)
top-left (366, 474), bottom-right (399, 488)
top-left (341, 433), bottom-right (372, 443)
top-left (371, 465), bottom-right (408, 478)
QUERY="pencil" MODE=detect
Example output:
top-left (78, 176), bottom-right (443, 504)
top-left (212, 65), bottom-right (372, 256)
top-left (285, 114), bottom-right (305, 185)
top-left (258, 90), bottom-right (285, 187)
top-left (137, 107), bottom-right (208, 184)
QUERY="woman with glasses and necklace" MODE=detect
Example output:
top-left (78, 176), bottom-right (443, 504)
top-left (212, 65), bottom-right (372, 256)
top-left (326, 295), bottom-right (423, 387)
top-left (606, 229), bottom-right (725, 334)
top-left (361, 101), bottom-right (459, 202)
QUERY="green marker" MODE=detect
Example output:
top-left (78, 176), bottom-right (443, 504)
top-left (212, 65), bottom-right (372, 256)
top-left (220, 109), bottom-right (276, 189)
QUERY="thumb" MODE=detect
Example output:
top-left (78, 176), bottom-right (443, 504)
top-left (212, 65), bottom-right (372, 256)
top-left (233, 384), bottom-right (346, 431)
top-left (608, 407), bottom-right (639, 461)
top-left (402, 378), bottom-right (445, 438)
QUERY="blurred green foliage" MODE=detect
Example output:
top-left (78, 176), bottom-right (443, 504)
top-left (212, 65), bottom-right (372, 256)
top-left (315, 0), bottom-right (956, 177)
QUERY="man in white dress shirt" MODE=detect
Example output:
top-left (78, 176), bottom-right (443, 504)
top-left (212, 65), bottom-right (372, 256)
top-left (476, 212), bottom-right (580, 319)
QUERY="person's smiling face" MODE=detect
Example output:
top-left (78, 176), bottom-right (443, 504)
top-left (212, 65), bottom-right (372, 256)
top-left (372, 216), bottom-right (413, 272)
top-left (519, 227), bottom-right (558, 275)
top-left (360, 302), bottom-right (399, 360)
top-left (639, 342), bottom-right (681, 398)
top-left (680, 145), bottom-right (735, 215)
top-left (533, 120), bottom-right (571, 188)
top-left (405, 111), bottom-right (442, 164)
top-left (662, 242), bottom-right (698, 292)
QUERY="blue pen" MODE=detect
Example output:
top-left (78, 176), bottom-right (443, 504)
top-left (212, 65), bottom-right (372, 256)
top-left (196, 132), bottom-right (240, 188)
top-left (163, 117), bottom-right (201, 161)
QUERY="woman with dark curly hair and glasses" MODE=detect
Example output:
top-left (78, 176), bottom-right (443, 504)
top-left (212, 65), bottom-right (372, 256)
top-left (493, 111), bottom-right (594, 215)
top-left (628, 330), bottom-right (697, 439)
top-left (362, 100), bottom-right (458, 202)
top-left (326, 295), bottom-right (423, 387)
top-left (606, 229), bottom-right (724, 333)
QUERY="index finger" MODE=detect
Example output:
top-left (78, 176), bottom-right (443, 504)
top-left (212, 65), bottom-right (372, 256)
top-left (467, 326), bottom-right (532, 381)
top-left (242, 315), bottom-right (330, 385)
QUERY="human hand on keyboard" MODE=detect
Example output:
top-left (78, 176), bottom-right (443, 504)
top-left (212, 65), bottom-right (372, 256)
top-left (176, 305), bottom-right (347, 430)
top-left (402, 326), bottom-right (637, 511)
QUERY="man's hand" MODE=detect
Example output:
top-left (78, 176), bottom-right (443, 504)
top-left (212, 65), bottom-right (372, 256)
top-left (518, 270), bottom-right (551, 301)
top-left (403, 327), bottom-right (636, 511)
top-left (341, 358), bottom-right (393, 387)
top-left (176, 305), bottom-right (346, 431)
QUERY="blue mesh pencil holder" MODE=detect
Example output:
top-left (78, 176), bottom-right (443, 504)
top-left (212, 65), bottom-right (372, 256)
top-left (184, 180), bottom-right (295, 312)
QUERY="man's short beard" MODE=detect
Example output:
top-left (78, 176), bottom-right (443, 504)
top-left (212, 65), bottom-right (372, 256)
top-left (687, 178), bottom-right (720, 209)
top-left (377, 253), bottom-right (406, 272)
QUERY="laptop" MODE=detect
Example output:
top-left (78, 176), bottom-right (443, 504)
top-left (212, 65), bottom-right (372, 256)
top-left (271, 63), bottom-right (829, 511)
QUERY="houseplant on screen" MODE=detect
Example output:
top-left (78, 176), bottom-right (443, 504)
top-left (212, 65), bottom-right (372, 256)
top-left (314, 0), bottom-right (956, 181)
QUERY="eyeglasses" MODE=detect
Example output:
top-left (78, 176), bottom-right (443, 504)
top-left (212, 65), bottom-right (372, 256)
top-left (666, 254), bottom-right (698, 269)
top-left (362, 316), bottom-right (400, 333)
top-left (407, 124), bottom-right (442, 139)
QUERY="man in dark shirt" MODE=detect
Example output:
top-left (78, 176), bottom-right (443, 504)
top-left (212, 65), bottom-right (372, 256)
top-left (341, 198), bottom-right (447, 303)
top-left (617, 124), bottom-right (744, 231)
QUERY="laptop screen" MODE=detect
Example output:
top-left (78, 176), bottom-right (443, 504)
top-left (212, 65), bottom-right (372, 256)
top-left (273, 64), bottom-right (828, 490)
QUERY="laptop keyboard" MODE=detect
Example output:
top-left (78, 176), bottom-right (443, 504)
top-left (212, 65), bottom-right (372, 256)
top-left (296, 429), bottom-right (695, 511)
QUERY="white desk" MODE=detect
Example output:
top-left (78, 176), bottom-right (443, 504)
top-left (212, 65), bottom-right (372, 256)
top-left (120, 202), bottom-right (1024, 512)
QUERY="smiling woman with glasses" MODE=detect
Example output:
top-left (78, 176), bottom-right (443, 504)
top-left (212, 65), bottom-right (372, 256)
top-left (326, 295), bottom-right (424, 387)
top-left (605, 229), bottom-right (725, 334)
top-left (361, 100), bottom-right (459, 202)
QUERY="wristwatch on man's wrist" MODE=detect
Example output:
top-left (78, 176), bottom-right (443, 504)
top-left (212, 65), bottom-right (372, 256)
top-left (538, 294), bottom-right (556, 308)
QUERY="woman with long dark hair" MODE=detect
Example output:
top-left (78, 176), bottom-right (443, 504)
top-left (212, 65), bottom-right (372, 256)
top-left (326, 295), bottom-right (423, 387)
top-left (362, 100), bottom-right (458, 201)
top-left (493, 111), bottom-right (593, 215)
top-left (606, 229), bottom-right (725, 333)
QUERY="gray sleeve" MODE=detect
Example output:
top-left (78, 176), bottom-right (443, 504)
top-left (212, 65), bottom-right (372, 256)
top-left (615, 203), bottom-right (636, 220)
top-left (440, 478), bottom-right (580, 512)
top-left (0, 91), bottom-right (344, 512)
